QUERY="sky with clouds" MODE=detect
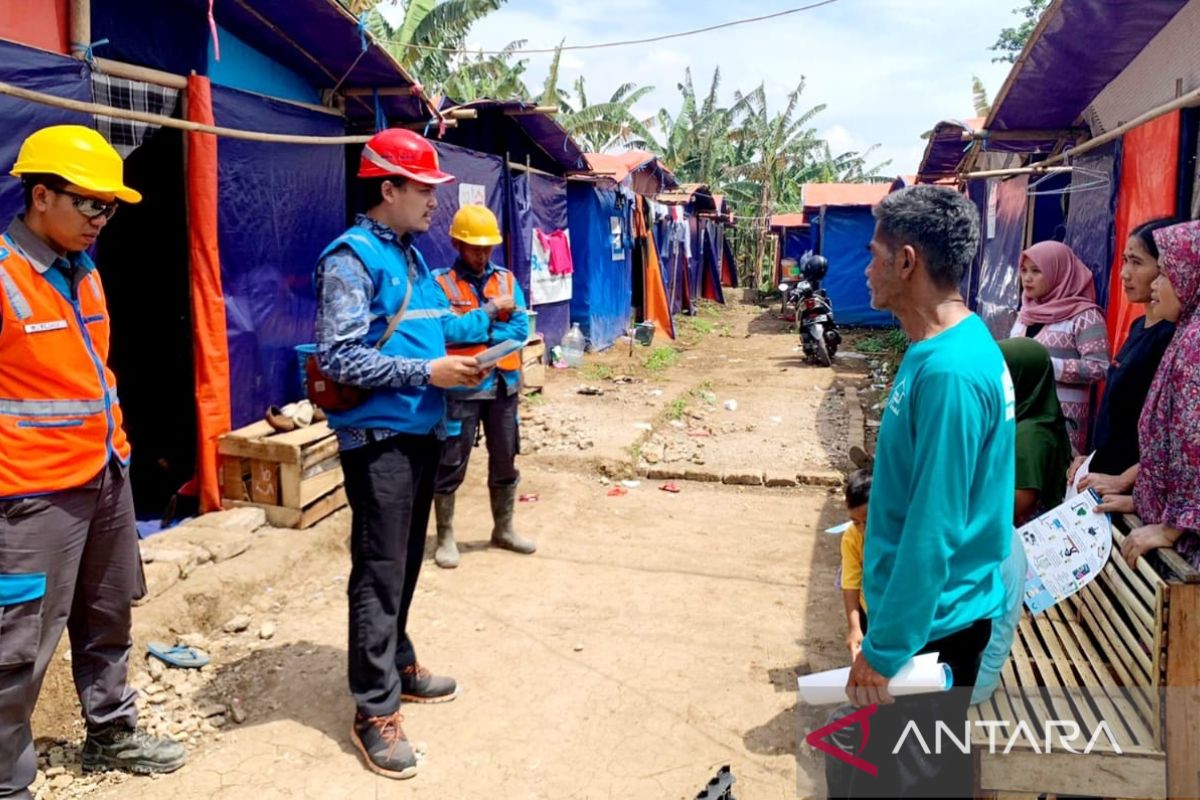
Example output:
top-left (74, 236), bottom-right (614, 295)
top-left (385, 0), bottom-right (1031, 175)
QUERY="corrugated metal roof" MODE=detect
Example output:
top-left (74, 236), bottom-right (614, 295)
top-left (802, 183), bottom-right (892, 208)
top-left (770, 212), bottom-right (807, 229)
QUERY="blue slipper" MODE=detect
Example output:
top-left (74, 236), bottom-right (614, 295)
top-left (148, 642), bottom-right (209, 669)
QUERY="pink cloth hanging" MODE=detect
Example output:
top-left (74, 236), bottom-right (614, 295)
top-left (536, 229), bottom-right (574, 276)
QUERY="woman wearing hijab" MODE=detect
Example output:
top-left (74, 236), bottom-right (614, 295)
top-left (1106, 220), bottom-right (1200, 569)
top-left (972, 338), bottom-right (1072, 704)
top-left (1069, 220), bottom-right (1178, 497)
top-left (1011, 241), bottom-right (1111, 454)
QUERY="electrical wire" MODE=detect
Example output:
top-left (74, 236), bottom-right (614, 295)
top-left (376, 0), bottom-right (843, 56)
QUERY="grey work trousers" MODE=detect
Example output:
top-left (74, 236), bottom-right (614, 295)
top-left (433, 390), bottom-right (521, 495)
top-left (0, 462), bottom-right (144, 798)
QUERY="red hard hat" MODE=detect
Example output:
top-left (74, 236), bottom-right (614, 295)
top-left (358, 128), bottom-right (455, 184)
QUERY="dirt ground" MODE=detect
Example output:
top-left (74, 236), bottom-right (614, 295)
top-left (30, 300), bottom-right (875, 800)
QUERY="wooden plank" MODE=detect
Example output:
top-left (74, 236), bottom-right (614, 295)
top-left (1152, 584), bottom-right (1166, 749)
top-left (1098, 562), bottom-right (1155, 637)
top-left (269, 422), bottom-right (333, 448)
top-left (297, 486), bottom-right (347, 528)
top-left (226, 419), bottom-right (276, 440)
top-left (1073, 599), bottom-right (1156, 724)
top-left (978, 749), bottom-right (1165, 798)
top-left (221, 499), bottom-right (300, 528)
top-left (1042, 607), bottom-right (1156, 752)
top-left (301, 454), bottom-right (340, 481)
top-left (1008, 635), bottom-right (1059, 734)
top-left (1074, 583), bottom-right (1154, 686)
top-left (996, 660), bottom-right (1046, 753)
top-left (279, 462), bottom-right (301, 510)
top-left (301, 437), bottom-right (341, 470)
top-left (216, 436), bottom-right (302, 464)
top-left (299, 466), bottom-right (343, 507)
top-left (1105, 528), bottom-right (1161, 609)
top-left (1022, 616), bottom-right (1103, 738)
top-left (1166, 583), bottom-right (1200, 799)
top-left (249, 459), bottom-right (279, 505)
top-left (220, 459), bottom-right (248, 502)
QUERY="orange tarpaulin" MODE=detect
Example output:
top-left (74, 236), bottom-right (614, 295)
top-left (0, 0), bottom-right (68, 54)
top-left (635, 199), bottom-right (674, 339)
top-left (186, 75), bottom-right (232, 513)
top-left (1106, 111), bottom-right (1180, 354)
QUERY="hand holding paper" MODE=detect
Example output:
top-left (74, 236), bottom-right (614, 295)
top-left (797, 652), bottom-right (952, 705)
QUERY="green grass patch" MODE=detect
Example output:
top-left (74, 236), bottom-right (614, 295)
top-left (643, 346), bottom-right (680, 373)
top-left (666, 397), bottom-right (688, 421)
top-left (582, 364), bottom-right (615, 382)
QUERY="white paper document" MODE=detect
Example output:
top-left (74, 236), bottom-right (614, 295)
top-left (1018, 490), bottom-right (1111, 614)
top-left (796, 652), bottom-right (952, 705)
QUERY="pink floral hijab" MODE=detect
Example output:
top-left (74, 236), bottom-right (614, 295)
top-left (1017, 241), bottom-right (1102, 326)
top-left (1135, 220), bottom-right (1200, 537)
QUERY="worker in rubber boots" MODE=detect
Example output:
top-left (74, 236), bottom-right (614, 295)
top-left (313, 129), bottom-right (496, 781)
top-left (431, 205), bottom-right (535, 569)
top-left (0, 126), bottom-right (186, 798)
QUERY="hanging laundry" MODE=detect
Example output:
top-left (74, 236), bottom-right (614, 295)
top-left (535, 228), bottom-right (574, 276)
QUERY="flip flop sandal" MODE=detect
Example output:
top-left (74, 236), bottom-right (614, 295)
top-left (148, 642), bottom-right (210, 669)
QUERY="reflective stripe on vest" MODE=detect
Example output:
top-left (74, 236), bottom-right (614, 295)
top-left (0, 241), bottom-right (129, 498)
top-left (435, 269), bottom-right (522, 372)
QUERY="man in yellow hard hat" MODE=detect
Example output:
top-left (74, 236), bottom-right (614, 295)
top-left (430, 204), bottom-right (535, 569)
top-left (0, 125), bottom-right (186, 797)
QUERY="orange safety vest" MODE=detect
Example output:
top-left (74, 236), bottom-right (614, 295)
top-left (0, 235), bottom-right (130, 498)
top-left (435, 268), bottom-right (523, 372)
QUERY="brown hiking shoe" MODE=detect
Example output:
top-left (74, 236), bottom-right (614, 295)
top-left (400, 663), bottom-right (458, 703)
top-left (351, 711), bottom-right (417, 779)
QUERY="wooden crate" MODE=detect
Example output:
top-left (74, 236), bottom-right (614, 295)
top-left (218, 420), bottom-right (346, 528)
top-left (522, 335), bottom-right (546, 393)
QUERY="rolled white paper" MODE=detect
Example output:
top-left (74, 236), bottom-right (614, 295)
top-left (796, 652), bottom-right (953, 705)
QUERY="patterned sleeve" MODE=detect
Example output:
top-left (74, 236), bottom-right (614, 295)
top-left (1054, 308), bottom-right (1110, 385)
top-left (314, 247), bottom-right (432, 389)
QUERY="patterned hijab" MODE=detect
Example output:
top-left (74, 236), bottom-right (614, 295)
top-left (1017, 241), bottom-right (1102, 326)
top-left (1135, 221), bottom-right (1200, 535)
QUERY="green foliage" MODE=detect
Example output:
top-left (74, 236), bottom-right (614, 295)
top-left (854, 329), bottom-right (909, 356)
top-left (643, 347), bottom-right (680, 373)
top-left (990, 0), bottom-right (1052, 64)
top-left (665, 397), bottom-right (688, 421)
top-left (971, 75), bottom-right (991, 118)
top-left (582, 364), bottom-right (615, 382)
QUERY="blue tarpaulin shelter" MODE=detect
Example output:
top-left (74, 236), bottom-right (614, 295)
top-left (818, 206), bottom-right (893, 327)
top-left (975, 176), bottom-right (1030, 339)
top-left (568, 180), bottom-right (632, 351)
top-left (0, 39), bottom-right (92, 226)
top-left (510, 170), bottom-right (572, 351)
top-left (212, 85), bottom-right (346, 428)
top-left (419, 142), bottom-right (508, 274)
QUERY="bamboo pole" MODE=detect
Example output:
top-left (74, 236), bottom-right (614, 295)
top-left (68, 0), bottom-right (90, 59)
top-left (344, 87), bottom-right (417, 97)
top-left (961, 165), bottom-right (1075, 180)
top-left (504, 106), bottom-right (560, 116)
top-left (1033, 85), bottom-right (1200, 169)
top-left (1, 80), bottom-right (369, 145)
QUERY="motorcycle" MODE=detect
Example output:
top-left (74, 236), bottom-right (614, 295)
top-left (779, 277), bottom-right (841, 367)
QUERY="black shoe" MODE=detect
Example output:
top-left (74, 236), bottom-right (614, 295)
top-left (400, 662), bottom-right (458, 703)
top-left (351, 711), bottom-right (418, 779)
top-left (81, 724), bottom-right (186, 775)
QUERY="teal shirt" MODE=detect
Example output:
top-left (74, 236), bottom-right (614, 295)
top-left (862, 314), bottom-right (1015, 678)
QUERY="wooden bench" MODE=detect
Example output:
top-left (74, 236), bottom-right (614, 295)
top-left (972, 514), bottom-right (1200, 799)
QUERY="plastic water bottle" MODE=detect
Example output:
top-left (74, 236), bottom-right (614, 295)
top-left (563, 323), bottom-right (586, 368)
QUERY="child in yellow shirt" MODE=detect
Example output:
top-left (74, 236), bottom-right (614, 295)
top-left (840, 469), bottom-right (871, 658)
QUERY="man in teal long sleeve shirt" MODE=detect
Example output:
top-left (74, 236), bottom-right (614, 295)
top-left (826, 186), bottom-right (1014, 799)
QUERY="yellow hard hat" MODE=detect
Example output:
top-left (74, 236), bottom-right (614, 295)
top-left (449, 204), bottom-right (502, 246)
top-left (10, 125), bottom-right (142, 204)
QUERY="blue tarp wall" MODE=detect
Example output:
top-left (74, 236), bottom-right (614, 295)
top-left (976, 176), bottom-right (1030, 339)
top-left (818, 206), bottom-right (894, 327)
top-left (963, 179), bottom-right (989, 307)
top-left (656, 217), bottom-right (690, 315)
top-left (1063, 141), bottom-right (1122, 307)
top-left (510, 170), bottom-right (571, 351)
top-left (568, 181), bottom-right (633, 351)
top-left (421, 141), bottom-right (507, 274)
top-left (0, 39), bottom-right (92, 227)
top-left (783, 228), bottom-right (812, 262)
top-left (213, 85), bottom-right (346, 428)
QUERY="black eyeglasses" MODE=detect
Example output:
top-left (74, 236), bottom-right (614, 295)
top-left (47, 187), bottom-right (119, 221)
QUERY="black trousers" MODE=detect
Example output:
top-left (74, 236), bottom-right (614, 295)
top-left (434, 390), bottom-right (520, 495)
top-left (824, 618), bottom-right (991, 799)
top-left (341, 433), bottom-right (441, 718)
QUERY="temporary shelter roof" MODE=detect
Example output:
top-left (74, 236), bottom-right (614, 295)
top-left (441, 99), bottom-right (586, 175)
top-left (916, 118), bottom-right (985, 182)
top-left (801, 182), bottom-right (891, 209)
top-left (655, 183), bottom-right (717, 211)
top-left (986, 0), bottom-right (1189, 137)
top-left (90, 0), bottom-right (438, 122)
top-left (583, 151), bottom-right (678, 194)
top-left (769, 212), bottom-right (807, 230)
